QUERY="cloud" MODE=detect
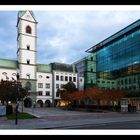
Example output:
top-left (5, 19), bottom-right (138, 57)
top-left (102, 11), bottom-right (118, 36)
top-left (35, 10), bottom-right (140, 64)
top-left (1, 10), bottom-right (140, 64)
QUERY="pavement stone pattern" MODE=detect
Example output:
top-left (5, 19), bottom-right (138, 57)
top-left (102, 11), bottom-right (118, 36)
top-left (0, 107), bottom-right (140, 129)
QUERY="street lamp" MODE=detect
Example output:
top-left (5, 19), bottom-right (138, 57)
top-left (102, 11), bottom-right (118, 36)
top-left (15, 73), bottom-right (20, 125)
top-left (15, 99), bottom-right (19, 125)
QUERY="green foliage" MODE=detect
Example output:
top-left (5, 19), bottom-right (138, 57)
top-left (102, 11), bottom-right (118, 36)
top-left (6, 113), bottom-right (37, 120)
top-left (63, 81), bottom-right (78, 93)
top-left (59, 82), bottom-right (78, 100)
top-left (0, 80), bottom-right (28, 105)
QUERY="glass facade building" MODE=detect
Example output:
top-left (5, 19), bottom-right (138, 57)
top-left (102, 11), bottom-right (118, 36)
top-left (85, 19), bottom-right (140, 91)
top-left (74, 53), bottom-right (96, 89)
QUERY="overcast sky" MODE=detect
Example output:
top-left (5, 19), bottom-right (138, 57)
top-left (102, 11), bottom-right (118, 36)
top-left (0, 10), bottom-right (140, 64)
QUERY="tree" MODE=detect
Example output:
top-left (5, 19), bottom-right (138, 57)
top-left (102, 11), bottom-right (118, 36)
top-left (0, 80), bottom-right (28, 105)
top-left (63, 81), bottom-right (78, 93)
top-left (85, 87), bottom-right (103, 108)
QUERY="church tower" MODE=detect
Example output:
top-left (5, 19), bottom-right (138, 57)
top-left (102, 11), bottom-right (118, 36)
top-left (17, 11), bottom-right (37, 103)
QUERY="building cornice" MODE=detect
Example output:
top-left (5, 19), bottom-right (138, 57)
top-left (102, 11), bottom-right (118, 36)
top-left (17, 17), bottom-right (38, 27)
top-left (19, 63), bottom-right (37, 66)
top-left (17, 32), bottom-right (37, 41)
top-left (17, 48), bottom-right (37, 54)
top-left (19, 78), bottom-right (37, 81)
top-left (0, 66), bottom-right (17, 70)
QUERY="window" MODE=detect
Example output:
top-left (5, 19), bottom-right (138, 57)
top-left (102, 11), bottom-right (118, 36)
top-left (26, 25), bottom-right (32, 34)
top-left (65, 76), bottom-right (68, 81)
top-left (129, 78), bottom-right (131, 84)
top-left (26, 74), bottom-right (30, 79)
top-left (12, 73), bottom-right (16, 76)
top-left (27, 45), bottom-right (30, 50)
top-left (46, 83), bottom-right (50, 88)
top-left (133, 77), bottom-right (136, 83)
top-left (56, 84), bottom-right (59, 89)
top-left (60, 76), bottom-right (63, 81)
top-left (73, 77), bottom-right (76, 82)
top-left (61, 84), bottom-right (64, 89)
top-left (27, 59), bottom-right (30, 64)
top-left (80, 78), bottom-right (83, 82)
top-left (2, 72), bottom-right (7, 76)
top-left (46, 76), bottom-right (50, 79)
top-left (56, 92), bottom-right (59, 97)
top-left (46, 91), bottom-right (50, 96)
top-left (69, 76), bottom-right (72, 81)
top-left (121, 80), bottom-right (123, 85)
top-left (38, 91), bottom-right (43, 96)
top-left (56, 75), bottom-right (59, 81)
top-left (25, 82), bottom-right (31, 90)
top-left (38, 83), bottom-right (43, 88)
top-left (125, 79), bottom-right (128, 85)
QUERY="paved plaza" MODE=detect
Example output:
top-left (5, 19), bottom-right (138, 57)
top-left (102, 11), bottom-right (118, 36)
top-left (0, 107), bottom-right (140, 129)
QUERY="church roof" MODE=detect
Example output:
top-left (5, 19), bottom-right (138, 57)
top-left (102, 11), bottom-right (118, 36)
top-left (37, 63), bottom-right (77, 73)
top-left (37, 64), bottom-right (52, 73)
top-left (18, 11), bottom-right (36, 21)
top-left (51, 62), bottom-right (77, 73)
top-left (0, 58), bottom-right (18, 69)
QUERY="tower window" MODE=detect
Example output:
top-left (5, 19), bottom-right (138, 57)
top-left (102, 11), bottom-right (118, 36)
top-left (27, 45), bottom-right (30, 50)
top-left (27, 59), bottom-right (30, 64)
top-left (26, 74), bottom-right (30, 79)
top-left (26, 25), bottom-right (32, 34)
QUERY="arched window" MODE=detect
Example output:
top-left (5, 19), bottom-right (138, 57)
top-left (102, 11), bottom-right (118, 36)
top-left (25, 82), bottom-right (32, 90)
top-left (26, 25), bottom-right (32, 34)
top-left (2, 72), bottom-right (7, 76)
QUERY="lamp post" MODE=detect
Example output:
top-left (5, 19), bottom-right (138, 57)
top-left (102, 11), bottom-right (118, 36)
top-left (15, 99), bottom-right (19, 125)
top-left (15, 73), bottom-right (20, 125)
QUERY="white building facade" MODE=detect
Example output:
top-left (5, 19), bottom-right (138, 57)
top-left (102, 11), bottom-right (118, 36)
top-left (0, 11), bottom-right (78, 107)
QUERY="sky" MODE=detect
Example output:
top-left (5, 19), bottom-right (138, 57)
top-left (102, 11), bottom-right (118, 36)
top-left (1, 9), bottom-right (140, 64)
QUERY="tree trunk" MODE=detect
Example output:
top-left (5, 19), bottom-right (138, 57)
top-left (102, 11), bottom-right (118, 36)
top-left (1, 100), bottom-right (4, 105)
top-left (97, 99), bottom-right (100, 109)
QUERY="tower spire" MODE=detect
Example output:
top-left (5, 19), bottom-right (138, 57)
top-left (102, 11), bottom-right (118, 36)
top-left (17, 11), bottom-right (36, 21)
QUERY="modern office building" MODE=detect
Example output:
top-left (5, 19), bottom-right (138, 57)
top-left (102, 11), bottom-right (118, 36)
top-left (74, 53), bottom-right (96, 89)
top-left (85, 19), bottom-right (140, 91)
top-left (0, 11), bottom-right (78, 107)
